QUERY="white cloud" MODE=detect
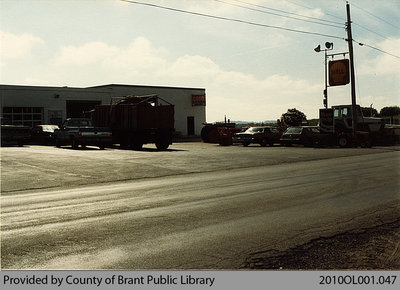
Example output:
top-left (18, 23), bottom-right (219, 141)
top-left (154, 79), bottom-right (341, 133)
top-left (54, 42), bottom-right (119, 66)
top-left (358, 38), bottom-right (400, 79)
top-left (107, 37), bottom-right (168, 71)
top-left (1, 1), bottom-right (397, 122)
top-left (160, 54), bottom-right (220, 83)
top-left (17, 36), bottom-right (322, 121)
top-left (0, 30), bottom-right (44, 62)
top-left (54, 37), bottom-right (168, 72)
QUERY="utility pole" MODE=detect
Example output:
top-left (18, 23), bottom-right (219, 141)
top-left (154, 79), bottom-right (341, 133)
top-left (324, 48), bottom-right (328, 108)
top-left (346, 1), bottom-right (357, 142)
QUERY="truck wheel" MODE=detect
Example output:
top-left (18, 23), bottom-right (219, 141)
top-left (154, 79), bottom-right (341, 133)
top-left (360, 140), bottom-right (372, 148)
top-left (99, 145), bottom-right (105, 150)
top-left (338, 135), bottom-right (349, 148)
top-left (72, 139), bottom-right (79, 149)
top-left (132, 141), bottom-right (143, 150)
top-left (201, 126), bottom-right (213, 143)
top-left (120, 142), bottom-right (129, 149)
top-left (156, 141), bottom-right (169, 150)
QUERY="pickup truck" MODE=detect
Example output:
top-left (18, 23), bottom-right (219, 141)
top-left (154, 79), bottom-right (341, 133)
top-left (54, 118), bottom-right (112, 149)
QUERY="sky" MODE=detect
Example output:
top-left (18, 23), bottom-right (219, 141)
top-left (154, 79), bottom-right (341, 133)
top-left (1, 0), bottom-right (399, 122)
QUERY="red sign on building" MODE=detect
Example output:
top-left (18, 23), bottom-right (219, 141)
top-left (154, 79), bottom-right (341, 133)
top-left (329, 59), bottom-right (350, 86)
top-left (192, 94), bottom-right (206, 106)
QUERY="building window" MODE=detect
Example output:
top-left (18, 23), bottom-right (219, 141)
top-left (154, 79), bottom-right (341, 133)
top-left (48, 110), bottom-right (63, 125)
top-left (2, 107), bottom-right (44, 127)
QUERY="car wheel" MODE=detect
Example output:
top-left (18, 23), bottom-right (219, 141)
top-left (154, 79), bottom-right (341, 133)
top-left (338, 135), bottom-right (349, 148)
top-left (242, 142), bottom-right (249, 147)
top-left (72, 139), bottom-right (79, 149)
top-left (304, 139), bottom-right (313, 147)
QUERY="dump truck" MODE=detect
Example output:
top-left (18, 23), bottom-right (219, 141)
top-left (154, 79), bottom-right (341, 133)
top-left (319, 104), bottom-right (398, 147)
top-left (93, 95), bottom-right (174, 150)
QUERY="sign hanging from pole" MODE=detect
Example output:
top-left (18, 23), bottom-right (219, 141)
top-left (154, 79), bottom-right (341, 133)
top-left (328, 59), bottom-right (350, 86)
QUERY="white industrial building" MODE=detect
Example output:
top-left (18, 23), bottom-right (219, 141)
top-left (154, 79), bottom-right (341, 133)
top-left (0, 84), bottom-right (206, 137)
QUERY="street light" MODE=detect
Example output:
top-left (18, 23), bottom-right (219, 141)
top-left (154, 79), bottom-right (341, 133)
top-left (314, 42), bottom-right (334, 108)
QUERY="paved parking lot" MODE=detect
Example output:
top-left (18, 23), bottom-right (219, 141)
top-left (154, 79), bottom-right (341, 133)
top-left (1, 142), bottom-right (398, 193)
top-left (1, 142), bottom-right (399, 270)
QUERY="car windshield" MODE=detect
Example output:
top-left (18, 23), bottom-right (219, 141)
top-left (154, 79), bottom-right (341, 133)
top-left (68, 119), bottom-right (93, 127)
top-left (285, 127), bottom-right (302, 133)
top-left (41, 125), bottom-right (59, 132)
top-left (80, 120), bottom-right (92, 127)
top-left (245, 127), bottom-right (264, 133)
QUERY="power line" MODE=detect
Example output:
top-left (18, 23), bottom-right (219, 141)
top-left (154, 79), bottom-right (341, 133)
top-left (353, 22), bottom-right (391, 40)
top-left (354, 39), bottom-right (400, 59)
top-left (284, 0), bottom-right (345, 22)
top-left (120, 0), bottom-right (400, 59)
top-left (120, 0), bottom-right (346, 40)
top-left (219, 0), bottom-right (343, 27)
top-left (351, 1), bottom-right (400, 30)
top-left (283, 0), bottom-right (393, 41)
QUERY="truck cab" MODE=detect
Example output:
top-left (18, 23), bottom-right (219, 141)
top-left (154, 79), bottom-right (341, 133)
top-left (332, 105), bottom-right (384, 133)
top-left (319, 105), bottom-right (385, 147)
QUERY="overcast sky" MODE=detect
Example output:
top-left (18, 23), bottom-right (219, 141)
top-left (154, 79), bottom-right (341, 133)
top-left (1, 0), bottom-right (399, 122)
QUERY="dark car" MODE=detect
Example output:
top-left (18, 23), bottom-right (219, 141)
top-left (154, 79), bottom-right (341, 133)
top-left (31, 125), bottom-right (59, 144)
top-left (232, 126), bottom-right (282, 147)
top-left (1, 124), bottom-right (31, 146)
top-left (280, 126), bottom-right (330, 147)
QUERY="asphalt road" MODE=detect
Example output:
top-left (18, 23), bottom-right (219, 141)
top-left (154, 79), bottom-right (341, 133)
top-left (1, 143), bottom-right (399, 269)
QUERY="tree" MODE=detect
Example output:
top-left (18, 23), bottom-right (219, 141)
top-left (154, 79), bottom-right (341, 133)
top-left (380, 106), bottom-right (400, 125)
top-left (379, 106), bottom-right (400, 117)
top-left (280, 108), bottom-right (307, 127)
top-left (361, 106), bottom-right (378, 117)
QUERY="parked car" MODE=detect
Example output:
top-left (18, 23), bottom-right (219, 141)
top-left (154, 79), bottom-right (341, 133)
top-left (54, 118), bottom-right (112, 149)
top-left (280, 126), bottom-right (331, 147)
top-left (1, 124), bottom-right (31, 146)
top-left (31, 124), bottom-right (59, 144)
top-left (232, 126), bottom-right (282, 146)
